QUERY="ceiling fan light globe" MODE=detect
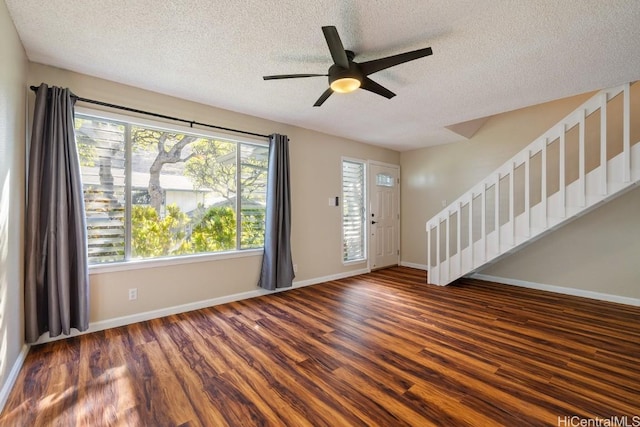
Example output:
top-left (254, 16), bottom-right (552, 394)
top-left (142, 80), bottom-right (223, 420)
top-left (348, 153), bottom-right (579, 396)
top-left (330, 77), bottom-right (361, 93)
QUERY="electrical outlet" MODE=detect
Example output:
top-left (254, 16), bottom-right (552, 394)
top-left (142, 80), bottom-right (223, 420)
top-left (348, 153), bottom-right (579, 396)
top-left (128, 288), bottom-right (137, 301)
top-left (293, 264), bottom-right (298, 273)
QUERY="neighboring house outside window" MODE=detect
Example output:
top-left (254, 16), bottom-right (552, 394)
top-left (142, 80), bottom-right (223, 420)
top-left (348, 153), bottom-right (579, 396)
top-left (75, 110), bottom-right (268, 265)
top-left (342, 159), bottom-right (366, 263)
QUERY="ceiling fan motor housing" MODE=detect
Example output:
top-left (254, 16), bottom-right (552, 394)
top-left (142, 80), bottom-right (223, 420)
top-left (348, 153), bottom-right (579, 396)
top-left (329, 62), bottom-right (363, 87)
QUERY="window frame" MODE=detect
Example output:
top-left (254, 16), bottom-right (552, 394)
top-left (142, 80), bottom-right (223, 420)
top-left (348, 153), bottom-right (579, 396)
top-left (341, 157), bottom-right (368, 265)
top-left (75, 107), bottom-right (269, 273)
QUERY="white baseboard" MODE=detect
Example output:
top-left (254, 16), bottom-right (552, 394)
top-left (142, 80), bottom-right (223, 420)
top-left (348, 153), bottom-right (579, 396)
top-left (34, 268), bottom-right (370, 345)
top-left (400, 261), bottom-right (428, 271)
top-left (471, 273), bottom-right (640, 307)
top-left (292, 268), bottom-right (370, 287)
top-left (0, 345), bottom-right (30, 413)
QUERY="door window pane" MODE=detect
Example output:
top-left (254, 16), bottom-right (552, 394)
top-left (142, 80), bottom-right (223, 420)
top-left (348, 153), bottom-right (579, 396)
top-left (376, 173), bottom-right (394, 187)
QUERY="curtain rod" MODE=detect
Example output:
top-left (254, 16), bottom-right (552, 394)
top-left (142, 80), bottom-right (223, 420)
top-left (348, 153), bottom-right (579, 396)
top-left (29, 85), bottom-right (270, 139)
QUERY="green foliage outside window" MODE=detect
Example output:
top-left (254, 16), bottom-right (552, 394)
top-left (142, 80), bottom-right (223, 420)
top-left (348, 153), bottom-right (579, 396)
top-left (131, 204), bottom-right (191, 258)
top-left (190, 206), bottom-right (236, 252)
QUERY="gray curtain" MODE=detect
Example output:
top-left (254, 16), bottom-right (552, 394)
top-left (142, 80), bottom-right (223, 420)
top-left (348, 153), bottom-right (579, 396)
top-left (258, 134), bottom-right (295, 290)
top-left (24, 84), bottom-right (89, 343)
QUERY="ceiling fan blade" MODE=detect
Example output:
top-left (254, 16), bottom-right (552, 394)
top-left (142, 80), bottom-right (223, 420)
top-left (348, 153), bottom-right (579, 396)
top-left (322, 26), bottom-right (349, 69)
top-left (263, 74), bottom-right (327, 80)
top-left (360, 77), bottom-right (396, 99)
top-left (359, 47), bottom-right (433, 76)
top-left (313, 88), bottom-right (333, 107)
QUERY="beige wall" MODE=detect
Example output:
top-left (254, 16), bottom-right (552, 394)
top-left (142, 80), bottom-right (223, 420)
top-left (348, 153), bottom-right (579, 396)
top-left (28, 63), bottom-right (399, 322)
top-left (0, 0), bottom-right (27, 406)
top-left (481, 186), bottom-right (640, 297)
top-left (401, 90), bottom-right (640, 298)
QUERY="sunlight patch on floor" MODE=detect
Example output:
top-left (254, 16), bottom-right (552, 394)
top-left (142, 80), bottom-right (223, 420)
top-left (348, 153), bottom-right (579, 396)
top-left (35, 364), bottom-right (141, 425)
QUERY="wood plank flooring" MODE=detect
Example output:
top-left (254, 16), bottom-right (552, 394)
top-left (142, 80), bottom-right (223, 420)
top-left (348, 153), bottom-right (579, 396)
top-left (2, 267), bottom-right (639, 426)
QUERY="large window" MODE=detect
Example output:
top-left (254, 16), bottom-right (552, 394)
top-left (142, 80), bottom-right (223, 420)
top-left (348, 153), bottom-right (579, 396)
top-left (342, 159), bottom-right (366, 262)
top-left (75, 111), bottom-right (268, 264)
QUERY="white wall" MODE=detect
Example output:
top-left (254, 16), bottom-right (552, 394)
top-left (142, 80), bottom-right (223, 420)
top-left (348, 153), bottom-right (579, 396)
top-left (0, 0), bottom-right (28, 409)
top-left (401, 90), bottom-right (640, 299)
top-left (28, 63), bottom-right (400, 323)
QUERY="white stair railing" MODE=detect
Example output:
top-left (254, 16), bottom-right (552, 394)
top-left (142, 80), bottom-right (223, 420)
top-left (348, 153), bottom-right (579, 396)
top-left (426, 83), bottom-right (639, 285)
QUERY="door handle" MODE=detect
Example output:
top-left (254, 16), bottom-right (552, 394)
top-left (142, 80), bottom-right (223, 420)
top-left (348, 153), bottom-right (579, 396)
top-left (371, 221), bottom-right (377, 225)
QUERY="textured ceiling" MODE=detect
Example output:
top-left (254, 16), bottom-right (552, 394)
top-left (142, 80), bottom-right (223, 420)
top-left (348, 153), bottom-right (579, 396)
top-left (6, 0), bottom-right (640, 151)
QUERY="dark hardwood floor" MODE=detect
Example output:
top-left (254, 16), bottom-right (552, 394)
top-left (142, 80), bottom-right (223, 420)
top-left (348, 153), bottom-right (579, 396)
top-left (2, 267), bottom-right (639, 426)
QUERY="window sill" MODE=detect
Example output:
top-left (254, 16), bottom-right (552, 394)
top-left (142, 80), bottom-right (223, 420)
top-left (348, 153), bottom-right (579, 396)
top-left (89, 249), bottom-right (264, 275)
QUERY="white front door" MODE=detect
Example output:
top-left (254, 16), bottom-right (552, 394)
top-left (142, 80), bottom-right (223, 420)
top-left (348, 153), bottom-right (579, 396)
top-left (369, 163), bottom-right (400, 270)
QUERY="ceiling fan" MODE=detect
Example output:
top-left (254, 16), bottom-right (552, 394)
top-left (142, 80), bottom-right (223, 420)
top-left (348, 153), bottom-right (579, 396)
top-left (263, 26), bottom-right (433, 107)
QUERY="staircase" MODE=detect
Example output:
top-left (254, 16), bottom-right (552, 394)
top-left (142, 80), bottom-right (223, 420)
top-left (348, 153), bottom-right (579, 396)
top-left (426, 83), bottom-right (639, 285)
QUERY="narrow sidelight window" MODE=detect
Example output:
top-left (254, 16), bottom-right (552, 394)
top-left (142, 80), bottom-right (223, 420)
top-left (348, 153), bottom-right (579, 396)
top-left (342, 159), bottom-right (366, 262)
